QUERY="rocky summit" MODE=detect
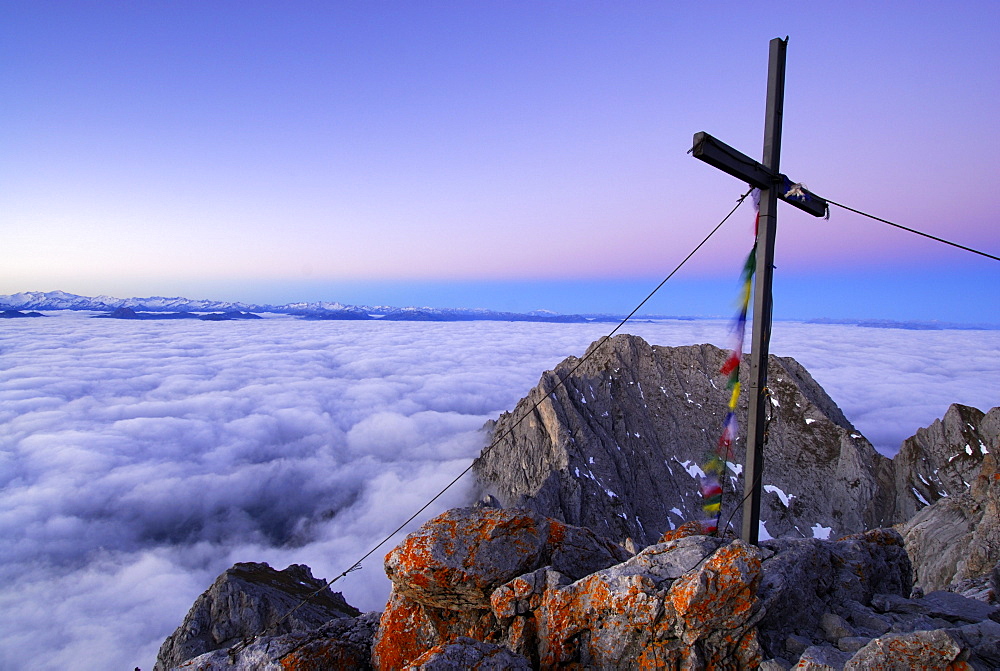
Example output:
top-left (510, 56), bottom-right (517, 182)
top-left (472, 334), bottom-right (896, 545)
top-left (153, 335), bottom-right (1000, 669)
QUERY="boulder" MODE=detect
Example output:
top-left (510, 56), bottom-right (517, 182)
top-left (531, 538), bottom-right (763, 669)
top-left (382, 506), bottom-right (629, 611)
top-left (373, 507), bottom-right (629, 669)
top-left (374, 506), bottom-right (765, 669)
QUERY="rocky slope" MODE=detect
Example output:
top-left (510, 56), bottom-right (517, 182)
top-left (472, 334), bottom-right (896, 546)
top-left (153, 334), bottom-right (1000, 669)
top-left (158, 508), bottom-right (1000, 669)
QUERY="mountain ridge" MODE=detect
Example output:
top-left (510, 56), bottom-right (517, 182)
top-left (0, 290), bottom-right (594, 323)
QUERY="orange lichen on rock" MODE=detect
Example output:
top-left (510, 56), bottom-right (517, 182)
top-left (668, 540), bottom-right (761, 644)
top-left (372, 592), bottom-right (438, 671)
top-left (838, 527), bottom-right (906, 547)
top-left (658, 520), bottom-right (705, 543)
top-left (383, 507), bottom-right (627, 613)
top-left (844, 628), bottom-right (971, 670)
top-left (532, 538), bottom-right (764, 669)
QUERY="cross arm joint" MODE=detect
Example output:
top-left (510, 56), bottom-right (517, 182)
top-left (691, 132), bottom-right (828, 217)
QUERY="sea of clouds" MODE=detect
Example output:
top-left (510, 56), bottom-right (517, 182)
top-left (1, 313), bottom-right (998, 670)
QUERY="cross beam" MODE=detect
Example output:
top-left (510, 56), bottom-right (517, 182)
top-left (690, 37), bottom-right (826, 545)
top-left (691, 132), bottom-right (827, 218)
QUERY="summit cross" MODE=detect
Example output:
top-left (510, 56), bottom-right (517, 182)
top-left (690, 37), bottom-right (829, 545)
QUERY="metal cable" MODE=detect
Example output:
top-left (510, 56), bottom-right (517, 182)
top-left (226, 188), bottom-right (756, 658)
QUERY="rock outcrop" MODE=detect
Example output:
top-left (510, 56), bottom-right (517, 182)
top-left (172, 612), bottom-right (379, 670)
top-left (371, 507), bottom-right (630, 669)
top-left (899, 451), bottom-right (1000, 594)
top-left (373, 506), bottom-right (765, 669)
top-left (891, 404), bottom-right (1000, 522)
top-left (372, 507), bottom-right (1000, 669)
top-left (157, 504), bottom-right (1000, 669)
top-left (472, 335), bottom-right (896, 545)
top-left (154, 562), bottom-right (362, 671)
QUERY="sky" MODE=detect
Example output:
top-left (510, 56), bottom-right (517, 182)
top-left (2, 315), bottom-right (998, 669)
top-left (2, 2), bottom-right (998, 322)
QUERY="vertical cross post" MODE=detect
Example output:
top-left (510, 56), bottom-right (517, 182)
top-left (690, 37), bottom-right (826, 544)
top-left (741, 37), bottom-right (787, 544)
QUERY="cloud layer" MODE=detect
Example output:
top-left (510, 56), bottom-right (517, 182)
top-left (1, 314), bottom-right (997, 669)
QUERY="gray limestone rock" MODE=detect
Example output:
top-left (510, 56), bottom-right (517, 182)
top-left (819, 613), bottom-right (855, 642)
top-left (172, 612), bottom-right (379, 670)
top-left (898, 450), bottom-right (1000, 593)
top-left (844, 628), bottom-right (966, 670)
top-left (836, 637), bottom-right (870, 653)
top-left (154, 562), bottom-right (359, 671)
top-left (794, 644), bottom-right (852, 670)
top-left (406, 637), bottom-right (532, 670)
top-left (755, 529), bottom-right (912, 659)
top-left (472, 335), bottom-right (896, 548)
top-left (891, 404), bottom-right (999, 522)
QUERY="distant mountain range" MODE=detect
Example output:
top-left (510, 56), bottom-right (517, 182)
top-left (0, 290), bottom-right (620, 323)
top-left (2, 290), bottom-right (996, 328)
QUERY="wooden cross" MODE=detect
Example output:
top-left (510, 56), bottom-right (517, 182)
top-left (690, 37), bottom-right (828, 545)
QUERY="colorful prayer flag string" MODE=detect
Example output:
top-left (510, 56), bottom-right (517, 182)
top-left (700, 193), bottom-right (758, 534)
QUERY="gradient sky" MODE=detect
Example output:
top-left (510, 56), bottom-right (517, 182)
top-left (3, 2), bottom-right (998, 321)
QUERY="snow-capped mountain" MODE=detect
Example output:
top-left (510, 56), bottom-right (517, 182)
top-left (0, 290), bottom-right (592, 323)
top-left (1, 290), bottom-right (263, 313)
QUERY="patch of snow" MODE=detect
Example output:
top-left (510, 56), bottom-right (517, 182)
top-left (679, 459), bottom-right (705, 479)
top-left (811, 524), bottom-right (832, 540)
top-left (770, 396), bottom-right (780, 407)
top-left (574, 467), bottom-right (580, 478)
top-left (670, 507), bottom-right (683, 518)
top-left (966, 444), bottom-right (974, 456)
top-left (911, 488), bottom-right (930, 506)
top-left (759, 521), bottom-right (773, 541)
top-left (588, 456), bottom-right (594, 464)
top-left (764, 484), bottom-right (794, 508)
top-left (580, 396), bottom-right (587, 404)
top-left (727, 461), bottom-right (743, 476)
top-left (850, 433), bottom-right (861, 439)
top-left (805, 418), bottom-right (816, 425)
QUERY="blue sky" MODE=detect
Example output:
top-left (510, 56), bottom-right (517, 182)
top-left (2, 2), bottom-right (998, 321)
